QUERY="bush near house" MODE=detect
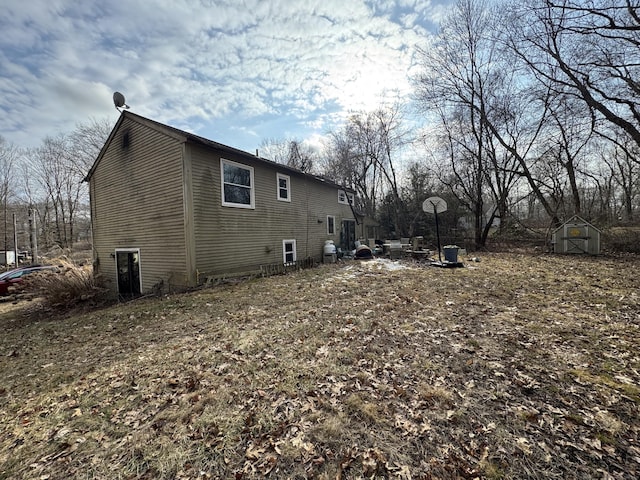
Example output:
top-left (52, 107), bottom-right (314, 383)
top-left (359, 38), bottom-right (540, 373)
top-left (15, 260), bottom-right (106, 309)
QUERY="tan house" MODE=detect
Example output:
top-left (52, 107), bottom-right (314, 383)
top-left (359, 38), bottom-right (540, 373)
top-left (86, 111), bottom-right (358, 297)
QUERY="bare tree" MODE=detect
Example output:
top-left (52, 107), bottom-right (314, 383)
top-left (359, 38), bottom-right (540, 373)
top-left (599, 133), bottom-right (639, 221)
top-left (505, 0), bottom-right (640, 148)
top-left (25, 136), bottom-right (70, 248)
top-left (530, 95), bottom-right (597, 217)
top-left (24, 123), bottom-right (106, 248)
top-left (259, 138), bottom-right (317, 173)
top-left (400, 161), bottom-right (437, 237)
top-left (287, 140), bottom-right (315, 173)
top-left (414, 0), bottom-right (522, 247)
top-left (2, 118), bottom-right (110, 254)
top-left (0, 136), bottom-right (20, 261)
top-left (71, 117), bottom-right (114, 177)
top-left (321, 104), bottom-right (408, 234)
top-left (322, 123), bottom-right (379, 221)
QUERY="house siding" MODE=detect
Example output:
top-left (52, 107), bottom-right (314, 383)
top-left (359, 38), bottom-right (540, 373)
top-left (89, 111), bottom-right (360, 294)
top-left (90, 117), bottom-right (188, 294)
top-left (188, 144), bottom-right (354, 278)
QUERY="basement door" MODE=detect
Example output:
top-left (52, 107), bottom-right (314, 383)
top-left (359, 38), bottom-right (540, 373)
top-left (116, 249), bottom-right (141, 298)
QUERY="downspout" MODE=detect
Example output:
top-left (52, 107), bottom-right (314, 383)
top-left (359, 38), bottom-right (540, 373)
top-left (305, 174), bottom-right (309, 259)
top-left (182, 143), bottom-right (197, 287)
top-left (84, 176), bottom-right (99, 276)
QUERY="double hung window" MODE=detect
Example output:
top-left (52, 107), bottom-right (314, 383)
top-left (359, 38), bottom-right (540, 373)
top-left (283, 239), bottom-right (296, 265)
top-left (277, 173), bottom-right (291, 202)
top-left (338, 190), bottom-right (354, 205)
top-left (221, 159), bottom-right (254, 208)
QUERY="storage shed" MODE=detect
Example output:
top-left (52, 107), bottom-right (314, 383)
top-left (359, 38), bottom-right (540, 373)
top-left (552, 215), bottom-right (601, 255)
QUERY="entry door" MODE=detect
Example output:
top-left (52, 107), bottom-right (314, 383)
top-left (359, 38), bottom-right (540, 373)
top-left (341, 220), bottom-right (356, 251)
top-left (116, 249), bottom-right (141, 298)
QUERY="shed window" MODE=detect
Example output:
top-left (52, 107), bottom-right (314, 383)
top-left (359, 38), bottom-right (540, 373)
top-left (221, 159), bottom-right (254, 208)
top-left (283, 239), bottom-right (296, 265)
top-left (277, 173), bottom-right (291, 202)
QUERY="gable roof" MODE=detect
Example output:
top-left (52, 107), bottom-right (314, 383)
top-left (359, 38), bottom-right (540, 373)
top-left (84, 111), bottom-right (352, 194)
top-left (553, 215), bottom-right (602, 233)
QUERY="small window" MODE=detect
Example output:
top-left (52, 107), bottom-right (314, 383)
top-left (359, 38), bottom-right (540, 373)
top-left (221, 159), bottom-right (254, 208)
top-left (277, 173), bottom-right (291, 202)
top-left (327, 215), bottom-right (335, 235)
top-left (283, 239), bottom-right (296, 265)
top-left (338, 190), bottom-right (354, 205)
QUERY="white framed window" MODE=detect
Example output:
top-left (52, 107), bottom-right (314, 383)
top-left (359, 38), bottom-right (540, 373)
top-left (327, 215), bottom-right (335, 235)
top-left (283, 239), bottom-right (296, 265)
top-left (277, 173), bottom-right (291, 202)
top-left (221, 158), bottom-right (254, 208)
top-left (338, 190), bottom-right (355, 205)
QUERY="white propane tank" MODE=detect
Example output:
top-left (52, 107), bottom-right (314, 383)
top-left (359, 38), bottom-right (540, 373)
top-left (323, 240), bottom-right (337, 263)
top-left (323, 240), bottom-right (336, 255)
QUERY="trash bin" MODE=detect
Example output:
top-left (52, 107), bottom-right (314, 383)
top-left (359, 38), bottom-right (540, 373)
top-left (387, 240), bottom-right (402, 260)
top-left (443, 245), bottom-right (459, 263)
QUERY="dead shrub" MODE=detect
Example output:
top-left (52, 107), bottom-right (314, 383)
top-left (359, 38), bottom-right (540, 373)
top-left (603, 227), bottom-right (640, 253)
top-left (18, 260), bottom-right (106, 309)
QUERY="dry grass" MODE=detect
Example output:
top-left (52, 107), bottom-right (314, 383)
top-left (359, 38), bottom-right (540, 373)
top-left (0, 252), bottom-right (638, 479)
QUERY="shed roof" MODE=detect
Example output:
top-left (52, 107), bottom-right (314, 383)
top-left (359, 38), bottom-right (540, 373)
top-left (84, 111), bottom-right (353, 193)
top-left (552, 215), bottom-right (602, 233)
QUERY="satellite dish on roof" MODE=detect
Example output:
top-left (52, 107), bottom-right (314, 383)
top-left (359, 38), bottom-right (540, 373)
top-left (113, 91), bottom-right (129, 111)
top-left (422, 196), bottom-right (447, 214)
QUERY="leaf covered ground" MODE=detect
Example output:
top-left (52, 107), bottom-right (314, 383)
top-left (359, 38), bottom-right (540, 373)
top-left (0, 252), bottom-right (638, 479)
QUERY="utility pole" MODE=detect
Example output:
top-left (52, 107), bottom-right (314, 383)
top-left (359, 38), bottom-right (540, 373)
top-left (29, 207), bottom-right (38, 264)
top-left (3, 196), bottom-right (6, 266)
top-left (12, 213), bottom-right (18, 266)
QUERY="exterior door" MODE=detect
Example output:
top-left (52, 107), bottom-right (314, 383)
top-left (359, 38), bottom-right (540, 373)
top-left (565, 226), bottom-right (588, 254)
top-left (341, 219), bottom-right (356, 252)
top-left (116, 249), bottom-right (141, 298)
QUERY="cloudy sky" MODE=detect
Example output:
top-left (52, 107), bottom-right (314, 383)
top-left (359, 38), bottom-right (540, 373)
top-left (1, 0), bottom-right (451, 153)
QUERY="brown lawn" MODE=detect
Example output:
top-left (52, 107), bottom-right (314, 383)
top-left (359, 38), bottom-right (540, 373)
top-left (0, 251), bottom-right (638, 479)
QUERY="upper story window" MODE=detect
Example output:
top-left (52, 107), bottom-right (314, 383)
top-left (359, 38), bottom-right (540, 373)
top-left (277, 173), bottom-right (291, 202)
top-left (221, 159), bottom-right (254, 209)
top-left (338, 190), bottom-right (355, 205)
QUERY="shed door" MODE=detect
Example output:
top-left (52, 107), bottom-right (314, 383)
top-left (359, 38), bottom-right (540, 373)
top-left (565, 225), bottom-right (588, 254)
top-left (116, 249), bottom-right (141, 298)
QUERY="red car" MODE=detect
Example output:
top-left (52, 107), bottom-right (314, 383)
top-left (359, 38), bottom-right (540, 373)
top-left (0, 265), bottom-right (58, 295)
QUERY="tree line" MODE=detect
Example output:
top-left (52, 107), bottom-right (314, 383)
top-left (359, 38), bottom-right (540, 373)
top-left (268, 0), bottom-right (640, 249)
top-left (1, 0), bottom-right (638, 257)
top-left (0, 119), bottom-right (112, 261)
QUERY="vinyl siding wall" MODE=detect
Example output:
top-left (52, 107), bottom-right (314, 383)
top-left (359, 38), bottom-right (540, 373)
top-left (90, 117), bottom-right (188, 294)
top-left (188, 144), bottom-right (354, 278)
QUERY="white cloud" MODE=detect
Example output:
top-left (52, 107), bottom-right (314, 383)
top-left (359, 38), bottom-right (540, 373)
top-left (0, 0), bottom-right (452, 149)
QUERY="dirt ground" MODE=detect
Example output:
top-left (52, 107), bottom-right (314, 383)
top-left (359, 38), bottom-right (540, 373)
top-left (0, 251), bottom-right (638, 479)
